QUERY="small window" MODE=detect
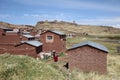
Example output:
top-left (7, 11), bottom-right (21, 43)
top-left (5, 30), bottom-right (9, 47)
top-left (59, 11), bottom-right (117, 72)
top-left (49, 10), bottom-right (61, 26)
top-left (46, 35), bottom-right (54, 43)
top-left (47, 36), bottom-right (53, 40)
top-left (2, 33), bottom-right (6, 36)
top-left (28, 38), bottom-right (35, 40)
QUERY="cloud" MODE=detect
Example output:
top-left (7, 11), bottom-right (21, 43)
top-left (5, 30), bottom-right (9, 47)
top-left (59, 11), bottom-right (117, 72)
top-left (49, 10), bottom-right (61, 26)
top-left (23, 13), bottom-right (70, 21)
top-left (1, 13), bottom-right (120, 28)
top-left (22, 13), bottom-right (120, 28)
top-left (78, 17), bottom-right (120, 27)
top-left (12, 0), bottom-right (120, 12)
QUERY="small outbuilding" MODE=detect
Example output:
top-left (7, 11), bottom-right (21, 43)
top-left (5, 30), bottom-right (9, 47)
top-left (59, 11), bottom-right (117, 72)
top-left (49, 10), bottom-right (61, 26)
top-left (0, 27), bottom-right (13, 36)
top-left (40, 30), bottom-right (66, 53)
top-left (66, 41), bottom-right (109, 74)
top-left (0, 28), bottom-right (5, 35)
top-left (14, 40), bottom-right (42, 57)
top-left (21, 34), bottom-right (35, 41)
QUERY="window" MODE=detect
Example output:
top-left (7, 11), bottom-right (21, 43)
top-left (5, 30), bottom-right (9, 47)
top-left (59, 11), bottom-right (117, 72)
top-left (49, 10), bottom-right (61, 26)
top-left (47, 36), bottom-right (53, 40)
top-left (46, 35), bottom-right (54, 43)
top-left (28, 38), bottom-right (35, 40)
top-left (2, 33), bottom-right (6, 36)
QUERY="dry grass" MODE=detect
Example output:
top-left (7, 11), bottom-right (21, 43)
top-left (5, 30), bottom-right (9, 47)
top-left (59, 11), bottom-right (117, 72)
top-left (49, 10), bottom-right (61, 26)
top-left (36, 21), bottom-right (120, 34)
top-left (66, 35), bottom-right (120, 80)
top-left (0, 53), bottom-right (120, 80)
top-left (59, 54), bottom-right (120, 80)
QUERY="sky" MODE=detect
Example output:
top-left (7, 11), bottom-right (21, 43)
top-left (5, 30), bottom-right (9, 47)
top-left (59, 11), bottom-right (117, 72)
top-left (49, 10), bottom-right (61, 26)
top-left (0, 0), bottom-right (120, 28)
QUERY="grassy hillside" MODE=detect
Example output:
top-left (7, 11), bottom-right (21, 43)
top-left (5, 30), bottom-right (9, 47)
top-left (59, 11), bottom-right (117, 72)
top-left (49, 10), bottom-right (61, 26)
top-left (0, 21), bottom-right (120, 80)
top-left (36, 20), bottom-right (120, 35)
top-left (0, 53), bottom-right (120, 80)
top-left (0, 54), bottom-right (67, 80)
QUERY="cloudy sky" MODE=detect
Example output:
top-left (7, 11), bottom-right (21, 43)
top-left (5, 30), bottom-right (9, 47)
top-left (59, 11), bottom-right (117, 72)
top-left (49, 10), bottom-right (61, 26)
top-left (0, 0), bottom-right (120, 27)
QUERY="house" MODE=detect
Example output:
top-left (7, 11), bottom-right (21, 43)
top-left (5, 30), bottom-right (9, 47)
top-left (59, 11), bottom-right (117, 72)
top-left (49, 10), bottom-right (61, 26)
top-left (0, 26), bottom-right (43, 57)
top-left (0, 27), bottom-right (13, 36)
top-left (0, 34), bottom-right (21, 54)
top-left (40, 30), bottom-right (66, 53)
top-left (5, 31), bottom-right (19, 35)
top-left (0, 33), bottom-right (21, 45)
top-left (66, 41), bottom-right (109, 74)
top-left (0, 28), bottom-right (5, 35)
top-left (0, 31), bottom-right (21, 44)
top-left (21, 34), bottom-right (35, 41)
top-left (0, 28), bottom-right (21, 54)
top-left (14, 40), bottom-right (42, 57)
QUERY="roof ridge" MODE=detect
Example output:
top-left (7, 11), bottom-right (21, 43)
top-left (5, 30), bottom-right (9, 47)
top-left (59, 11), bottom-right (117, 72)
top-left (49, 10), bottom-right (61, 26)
top-left (69, 40), bottom-right (109, 53)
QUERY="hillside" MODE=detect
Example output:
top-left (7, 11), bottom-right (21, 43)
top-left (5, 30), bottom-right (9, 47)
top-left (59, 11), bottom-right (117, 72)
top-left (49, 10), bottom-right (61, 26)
top-left (36, 20), bottom-right (120, 35)
top-left (0, 22), bottom-right (34, 29)
top-left (1, 21), bottom-right (120, 35)
top-left (0, 54), bottom-right (68, 80)
top-left (0, 53), bottom-right (120, 80)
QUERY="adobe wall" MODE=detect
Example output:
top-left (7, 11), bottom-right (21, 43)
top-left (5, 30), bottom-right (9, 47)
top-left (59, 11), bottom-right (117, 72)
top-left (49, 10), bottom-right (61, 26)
top-left (66, 45), bottom-right (107, 74)
top-left (0, 29), bottom-right (4, 35)
top-left (40, 32), bottom-right (66, 53)
top-left (0, 43), bottom-right (42, 58)
top-left (0, 35), bottom-right (20, 44)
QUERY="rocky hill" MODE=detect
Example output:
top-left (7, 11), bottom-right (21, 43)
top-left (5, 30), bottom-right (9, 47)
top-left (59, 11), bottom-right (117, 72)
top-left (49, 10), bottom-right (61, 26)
top-left (0, 21), bottom-right (120, 35)
top-left (0, 22), bottom-right (34, 29)
top-left (36, 20), bottom-right (120, 35)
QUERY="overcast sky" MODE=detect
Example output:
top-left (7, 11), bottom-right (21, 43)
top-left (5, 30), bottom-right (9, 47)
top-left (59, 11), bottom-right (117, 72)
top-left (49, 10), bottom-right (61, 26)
top-left (0, 0), bottom-right (120, 28)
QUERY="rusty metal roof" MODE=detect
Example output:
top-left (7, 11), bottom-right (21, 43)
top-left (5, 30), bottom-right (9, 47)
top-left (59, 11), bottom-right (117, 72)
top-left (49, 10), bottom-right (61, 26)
top-left (69, 41), bottom-right (109, 53)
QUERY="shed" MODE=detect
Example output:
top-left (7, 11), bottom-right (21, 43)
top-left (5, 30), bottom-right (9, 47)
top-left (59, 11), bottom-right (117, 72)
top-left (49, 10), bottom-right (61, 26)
top-left (0, 34), bottom-right (21, 44)
top-left (66, 41), bottom-right (109, 74)
top-left (0, 27), bottom-right (13, 36)
top-left (6, 31), bottom-right (19, 35)
top-left (40, 30), bottom-right (66, 53)
top-left (21, 34), bottom-right (35, 41)
top-left (0, 28), bottom-right (5, 35)
top-left (15, 40), bottom-right (43, 57)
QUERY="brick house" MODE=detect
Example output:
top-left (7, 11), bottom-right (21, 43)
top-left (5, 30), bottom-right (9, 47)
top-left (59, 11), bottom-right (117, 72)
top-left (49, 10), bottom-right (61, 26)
top-left (66, 41), bottom-right (109, 74)
top-left (21, 34), bottom-right (35, 41)
top-left (0, 32), bottom-right (21, 44)
top-left (40, 30), bottom-right (66, 53)
top-left (5, 31), bottom-right (19, 35)
top-left (13, 40), bottom-right (42, 57)
top-left (0, 27), bottom-right (42, 57)
top-left (0, 34), bottom-right (21, 54)
top-left (0, 30), bottom-right (21, 54)
top-left (0, 27), bottom-right (13, 36)
top-left (0, 28), bottom-right (4, 35)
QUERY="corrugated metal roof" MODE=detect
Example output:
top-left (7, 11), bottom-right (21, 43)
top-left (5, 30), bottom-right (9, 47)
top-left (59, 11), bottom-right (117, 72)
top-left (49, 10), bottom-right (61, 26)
top-left (69, 41), bottom-right (109, 53)
top-left (49, 30), bottom-right (65, 35)
top-left (0, 26), bottom-right (12, 30)
top-left (22, 34), bottom-right (34, 38)
top-left (6, 31), bottom-right (18, 33)
top-left (21, 41), bottom-right (42, 47)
